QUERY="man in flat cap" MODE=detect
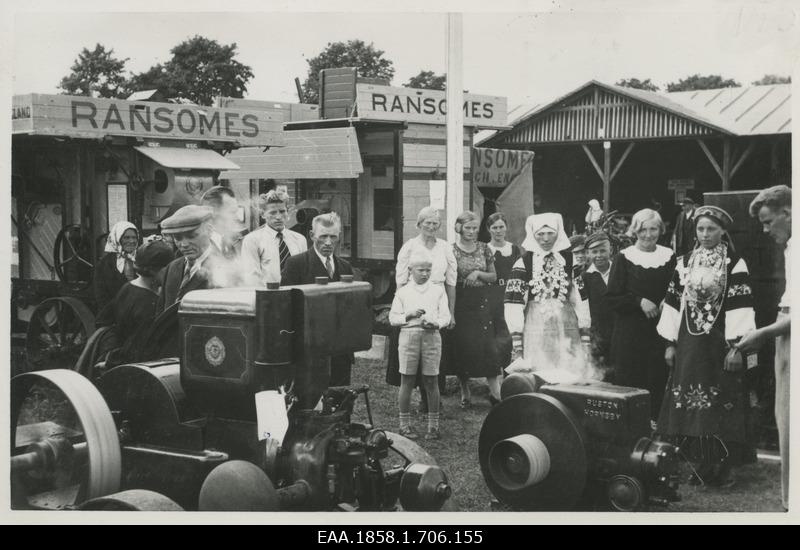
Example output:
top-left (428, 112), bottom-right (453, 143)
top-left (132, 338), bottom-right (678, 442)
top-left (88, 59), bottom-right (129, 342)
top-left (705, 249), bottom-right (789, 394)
top-left (579, 232), bottom-right (616, 376)
top-left (672, 196), bottom-right (697, 257)
top-left (156, 204), bottom-right (219, 314)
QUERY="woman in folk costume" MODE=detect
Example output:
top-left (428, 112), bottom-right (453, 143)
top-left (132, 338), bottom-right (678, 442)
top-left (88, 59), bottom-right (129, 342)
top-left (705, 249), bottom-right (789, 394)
top-left (94, 221), bottom-right (139, 311)
top-left (656, 206), bottom-right (755, 487)
top-left (585, 199), bottom-right (604, 233)
top-left (504, 213), bottom-right (590, 375)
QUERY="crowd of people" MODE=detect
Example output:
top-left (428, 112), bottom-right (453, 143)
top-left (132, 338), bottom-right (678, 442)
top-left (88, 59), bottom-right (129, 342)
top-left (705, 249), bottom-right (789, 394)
top-left (89, 183), bottom-right (791, 511)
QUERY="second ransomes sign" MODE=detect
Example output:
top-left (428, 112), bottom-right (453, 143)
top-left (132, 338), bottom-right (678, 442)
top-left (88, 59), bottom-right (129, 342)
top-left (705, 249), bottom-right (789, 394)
top-left (356, 83), bottom-right (507, 128)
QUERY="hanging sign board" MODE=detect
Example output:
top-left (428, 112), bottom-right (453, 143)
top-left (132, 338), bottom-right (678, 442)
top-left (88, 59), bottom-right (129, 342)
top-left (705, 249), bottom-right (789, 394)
top-left (472, 147), bottom-right (535, 188)
top-left (356, 84), bottom-right (507, 128)
top-left (12, 93), bottom-right (284, 147)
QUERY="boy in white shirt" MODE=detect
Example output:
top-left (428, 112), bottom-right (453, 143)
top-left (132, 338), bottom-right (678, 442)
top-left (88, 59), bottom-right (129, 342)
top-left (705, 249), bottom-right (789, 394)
top-left (389, 249), bottom-right (451, 440)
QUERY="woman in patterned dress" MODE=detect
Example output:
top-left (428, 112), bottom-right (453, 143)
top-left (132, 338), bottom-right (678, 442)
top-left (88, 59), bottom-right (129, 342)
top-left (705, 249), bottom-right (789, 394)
top-left (656, 206), bottom-right (755, 486)
top-left (446, 211), bottom-right (500, 408)
top-left (504, 213), bottom-right (590, 376)
top-left (486, 212), bottom-right (522, 376)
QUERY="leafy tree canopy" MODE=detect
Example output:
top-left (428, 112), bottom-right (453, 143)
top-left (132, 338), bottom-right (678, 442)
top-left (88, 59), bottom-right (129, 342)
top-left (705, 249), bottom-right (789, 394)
top-left (752, 74), bottom-right (791, 85)
top-left (127, 36), bottom-right (253, 105)
top-left (615, 78), bottom-right (659, 92)
top-left (59, 44), bottom-right (129, 98)
top-left (404, 70), bottom-right (446, 91)
top-left (302, 39), bottom-right (395, 104)
top-left (665, 74), bottom-right (740, 92)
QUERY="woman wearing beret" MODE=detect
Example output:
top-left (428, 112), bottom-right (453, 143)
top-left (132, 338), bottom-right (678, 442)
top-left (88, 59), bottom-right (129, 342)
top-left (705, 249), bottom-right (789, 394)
top-left (96, 239), bottom-right (176, 367)
top-left (656, 206), bottom-right (755, 487)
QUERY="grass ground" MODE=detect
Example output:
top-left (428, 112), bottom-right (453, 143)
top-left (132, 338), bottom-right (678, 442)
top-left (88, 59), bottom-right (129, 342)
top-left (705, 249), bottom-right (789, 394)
top-left (350, 348), bottom-right (785, 513)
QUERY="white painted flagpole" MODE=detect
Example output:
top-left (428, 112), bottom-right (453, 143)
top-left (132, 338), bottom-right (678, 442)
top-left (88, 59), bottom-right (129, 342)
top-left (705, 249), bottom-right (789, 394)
top-left (445, 12), bottom-right (464, 242)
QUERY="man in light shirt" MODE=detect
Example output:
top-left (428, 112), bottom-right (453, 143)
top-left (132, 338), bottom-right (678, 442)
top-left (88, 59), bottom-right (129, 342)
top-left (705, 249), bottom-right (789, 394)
top-left (738, 184), bottom-right (791, 511)
top-left (201, 186), bottom-right (246, 260)
top-left (241, 189), bottom-right (307, 285)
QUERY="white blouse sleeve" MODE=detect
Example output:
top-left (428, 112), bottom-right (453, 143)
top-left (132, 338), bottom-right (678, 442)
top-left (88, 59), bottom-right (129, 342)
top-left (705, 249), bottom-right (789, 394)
top-left (395, 241), bottom-right (411, 287)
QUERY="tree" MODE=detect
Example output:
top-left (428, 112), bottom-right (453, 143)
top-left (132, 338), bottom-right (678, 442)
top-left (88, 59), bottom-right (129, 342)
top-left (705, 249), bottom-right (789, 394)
top-left (615, 78), bottom-right (659, 92)
top-left (752, 74), bottom-right (791, 85)
top-left (666, 74), bottom-right (740, 92)
top-left (59, 44), bottom-right (129, 98)
top-left (127, 36), bottom-right (253, 105)
top-left (404, 70), bottom-right (446, 91)
top-left (302, 40), bottom-right (395, 104)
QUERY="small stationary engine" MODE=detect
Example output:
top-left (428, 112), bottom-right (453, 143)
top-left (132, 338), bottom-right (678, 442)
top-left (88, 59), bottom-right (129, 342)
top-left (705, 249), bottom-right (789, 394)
top-left (11, 281), bottom-right (452, 512)
top-left (479, 372), bottom-right (681, 511)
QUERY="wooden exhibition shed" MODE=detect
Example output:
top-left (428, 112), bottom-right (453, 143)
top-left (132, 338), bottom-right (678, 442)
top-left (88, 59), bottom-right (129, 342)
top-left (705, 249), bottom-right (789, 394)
top-left (220, 68), bottom-right (508, 291)
top-left (478, 81), bottom-right (791, 233)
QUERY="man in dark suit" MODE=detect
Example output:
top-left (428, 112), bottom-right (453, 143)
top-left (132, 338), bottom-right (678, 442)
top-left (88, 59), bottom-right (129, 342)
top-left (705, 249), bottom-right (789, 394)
top-left (579, 231), bottom-right (615, 379)
top-left (672, 197), bottom-right (697, 257)
top-left (282, 212), bottom-right (356, 386)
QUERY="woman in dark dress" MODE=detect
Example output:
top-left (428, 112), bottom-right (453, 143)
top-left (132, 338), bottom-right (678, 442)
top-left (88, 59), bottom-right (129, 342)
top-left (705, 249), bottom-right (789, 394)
top-left (94, 221), bottom-right (139, 311)
top-left (446, 211), bottom-right (499, 408)
top-left (485, 212), bottom-right (521, 374)
top-left (656, 206), bottom-right (755, 486)
top-left (606, 208), bottom-right (676, 420)
top-left (96, 239), bottom-right (176, 367)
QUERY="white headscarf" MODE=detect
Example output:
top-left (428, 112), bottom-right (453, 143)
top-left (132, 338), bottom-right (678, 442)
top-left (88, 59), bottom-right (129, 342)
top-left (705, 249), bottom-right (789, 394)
top-left (521, 213), bottom-right (571, 255)
top-left (105, 221), bottom-right (138, 273)
top-left (585, 199), bottom-right (603, 224)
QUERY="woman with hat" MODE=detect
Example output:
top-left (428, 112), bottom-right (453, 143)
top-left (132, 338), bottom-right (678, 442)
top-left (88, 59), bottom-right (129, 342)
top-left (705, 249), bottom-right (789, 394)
top-left (96, 239), bottom-right (176, 367)
top-left (504, 213), bottom-right (590, 376)
top-left (94, 221), bottom-right (140, 311)
top-left (656, 205), bottom-right (755, 487)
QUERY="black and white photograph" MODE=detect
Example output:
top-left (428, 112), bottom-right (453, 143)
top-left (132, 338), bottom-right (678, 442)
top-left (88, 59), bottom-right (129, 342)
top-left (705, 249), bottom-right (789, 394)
top-left (3, 0), bottom-right (798, 526)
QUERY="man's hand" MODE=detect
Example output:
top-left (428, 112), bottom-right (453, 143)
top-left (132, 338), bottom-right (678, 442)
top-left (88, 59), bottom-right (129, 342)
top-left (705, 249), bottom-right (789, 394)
top-left (737, 329), bottom-right (766, 354)
top-left (421, 320), bottom-right (438, 330)
top-left (640, 298), bottom-right (659, 319)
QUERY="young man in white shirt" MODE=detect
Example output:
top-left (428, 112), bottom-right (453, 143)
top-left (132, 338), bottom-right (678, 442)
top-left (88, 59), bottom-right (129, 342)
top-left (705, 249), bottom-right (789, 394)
top-left (241, 189), bottom-right (307, 285)
top-left (389, 249), bottom-right (451, 440)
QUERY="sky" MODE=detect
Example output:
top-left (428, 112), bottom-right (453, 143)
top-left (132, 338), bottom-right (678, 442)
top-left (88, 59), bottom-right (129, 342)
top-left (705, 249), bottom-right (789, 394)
top-left (6, 0), bottom-right (800, 110)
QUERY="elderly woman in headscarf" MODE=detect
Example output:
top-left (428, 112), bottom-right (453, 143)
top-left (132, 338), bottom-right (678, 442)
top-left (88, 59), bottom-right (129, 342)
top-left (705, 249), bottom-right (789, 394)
top-left (655, 206), bottom-right (755, 487)
top-left (94, 221), bottom-right (139, 311)
top-left (504, 213), bottom-right (590, 376)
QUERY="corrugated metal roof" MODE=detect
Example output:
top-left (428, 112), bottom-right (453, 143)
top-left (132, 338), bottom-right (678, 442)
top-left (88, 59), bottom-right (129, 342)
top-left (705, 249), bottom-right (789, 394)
top-left (666, 84), bottom-right (791, 136)
top-left (220, 127), bottom-right (363, 181)
top-left (477, 81), bottom-right (791, 147)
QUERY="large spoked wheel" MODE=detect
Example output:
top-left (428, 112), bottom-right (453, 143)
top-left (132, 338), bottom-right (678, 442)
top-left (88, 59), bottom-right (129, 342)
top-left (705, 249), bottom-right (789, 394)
top-left (53, 224), bottom-right (94, 288)
top-left (383, 431), bottom-right (456, 511)
top-left (25, 297), bottom-right (96, 373)
top-left (11, 370), bottom-right (121, 510)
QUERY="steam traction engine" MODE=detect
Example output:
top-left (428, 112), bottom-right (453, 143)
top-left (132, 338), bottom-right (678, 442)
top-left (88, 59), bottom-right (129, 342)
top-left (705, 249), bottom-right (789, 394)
top-left (11, 280), bottom-right (452, 512)
top-left (479, 372), bottom-right (681, 511)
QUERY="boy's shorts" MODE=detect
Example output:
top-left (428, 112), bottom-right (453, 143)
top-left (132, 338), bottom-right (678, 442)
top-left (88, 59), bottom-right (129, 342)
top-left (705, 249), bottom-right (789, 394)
top-left (398, 328), bottom-right (441, 376)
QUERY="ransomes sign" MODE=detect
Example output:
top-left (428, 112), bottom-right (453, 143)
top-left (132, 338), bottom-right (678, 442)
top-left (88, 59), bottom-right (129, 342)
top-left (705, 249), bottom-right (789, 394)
top-left (12, 94), bottom-right (284, 147)
top-left (356, 84), bottom-right (507, 128)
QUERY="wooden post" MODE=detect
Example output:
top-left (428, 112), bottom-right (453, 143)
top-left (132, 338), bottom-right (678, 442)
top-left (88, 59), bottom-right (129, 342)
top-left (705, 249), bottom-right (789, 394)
top-left (722, 138), bottom-right (731, 191)
top-left (445, 13), bottom-right (464, 242)
top-left (350, 178), bottom-right (358, 260)
top-left (393, 127), bottom-right (404, 257)
top-left (603, 141), bottom-right (611, 211)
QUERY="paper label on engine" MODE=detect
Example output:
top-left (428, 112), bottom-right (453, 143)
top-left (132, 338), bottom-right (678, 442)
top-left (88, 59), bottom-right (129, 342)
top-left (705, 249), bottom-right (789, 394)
top-left (255, 390), bottom-right (289, 444)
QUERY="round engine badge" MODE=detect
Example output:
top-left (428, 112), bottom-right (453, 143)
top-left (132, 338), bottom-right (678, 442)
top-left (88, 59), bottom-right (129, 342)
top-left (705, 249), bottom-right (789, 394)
top-left (204, 336), bottom-right (226, 367)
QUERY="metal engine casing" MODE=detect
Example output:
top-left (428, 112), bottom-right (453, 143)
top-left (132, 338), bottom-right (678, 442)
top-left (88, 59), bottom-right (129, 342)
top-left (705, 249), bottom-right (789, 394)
top-left (481, 374), bottom-right (681, 511)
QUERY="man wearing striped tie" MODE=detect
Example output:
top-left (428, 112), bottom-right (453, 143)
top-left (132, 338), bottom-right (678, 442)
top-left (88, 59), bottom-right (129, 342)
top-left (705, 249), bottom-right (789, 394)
top-left (241, 189), bottom-right (307, 285)
top-left (282, 212), bottom-right (357, 386)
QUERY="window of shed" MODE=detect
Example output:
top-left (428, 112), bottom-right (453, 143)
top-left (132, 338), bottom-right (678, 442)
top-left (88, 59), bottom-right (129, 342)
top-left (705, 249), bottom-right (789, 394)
top-left (374, 189), bottom-right (395, 231)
